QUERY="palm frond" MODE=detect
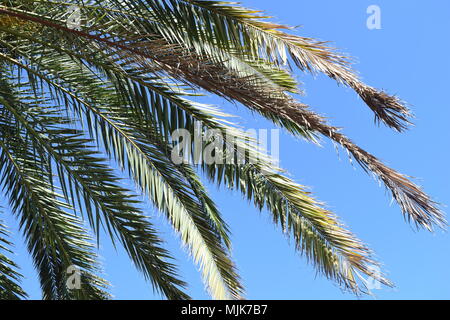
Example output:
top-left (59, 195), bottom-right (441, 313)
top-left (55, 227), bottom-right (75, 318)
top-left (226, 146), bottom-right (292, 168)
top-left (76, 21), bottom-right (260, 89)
top-left (0, 217), bottom-right (27, 299)
top-left (0, 70), bottom-right (189, 299)
top-left (0, 74), bottom-right (111, 299)
top-left (0, 35), bottom-right (241, 298)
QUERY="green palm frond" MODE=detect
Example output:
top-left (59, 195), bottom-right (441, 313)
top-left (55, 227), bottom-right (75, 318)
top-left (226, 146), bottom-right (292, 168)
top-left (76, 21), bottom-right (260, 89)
top-left (136, 92), bottom-right (393, 293)
top-left (0, 108), bottom-right (110, 299)
top-left (0, 70), bottom-right (191, 299)
top-left (103, 76), bottom-right (385, 293)
top-left (0, 217), bottom-right (27, 299)
top-left (0, 75), bottom-right (112, 299)
top-left (0, 41), bottom-right (241, 298)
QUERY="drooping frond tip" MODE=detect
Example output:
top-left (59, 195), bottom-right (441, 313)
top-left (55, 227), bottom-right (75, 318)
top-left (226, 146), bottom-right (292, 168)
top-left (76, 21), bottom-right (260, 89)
top-left (357, 86), bottom-right (413, 132)
top-left (322, 129), bottom-right (445, 231)
top-left (276, 102), bottom-right (446, 231)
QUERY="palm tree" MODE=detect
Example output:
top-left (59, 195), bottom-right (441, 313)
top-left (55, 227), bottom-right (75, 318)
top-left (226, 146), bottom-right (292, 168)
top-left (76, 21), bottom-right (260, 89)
top-left (0, 0), bottom-right (445, 300)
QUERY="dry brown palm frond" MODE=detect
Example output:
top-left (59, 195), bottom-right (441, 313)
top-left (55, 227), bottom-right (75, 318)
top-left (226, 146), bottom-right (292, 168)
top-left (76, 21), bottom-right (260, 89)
top-left (173, 0), bottom-right (413, 131)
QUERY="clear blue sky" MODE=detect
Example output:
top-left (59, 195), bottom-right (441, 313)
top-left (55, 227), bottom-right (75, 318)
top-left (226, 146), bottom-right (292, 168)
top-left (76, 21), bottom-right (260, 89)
top-left (4, 0), bottom-right (450, 300)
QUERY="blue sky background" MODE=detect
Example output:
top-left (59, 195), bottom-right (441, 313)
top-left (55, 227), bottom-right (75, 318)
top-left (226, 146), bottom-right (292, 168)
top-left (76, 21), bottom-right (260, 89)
top-left (3, 0), bottom-right (450, 299)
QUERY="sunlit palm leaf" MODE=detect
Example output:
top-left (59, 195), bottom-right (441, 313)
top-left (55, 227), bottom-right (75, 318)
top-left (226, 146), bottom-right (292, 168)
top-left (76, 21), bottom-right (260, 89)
top-left (0, 217), bottom-right (27, 299)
